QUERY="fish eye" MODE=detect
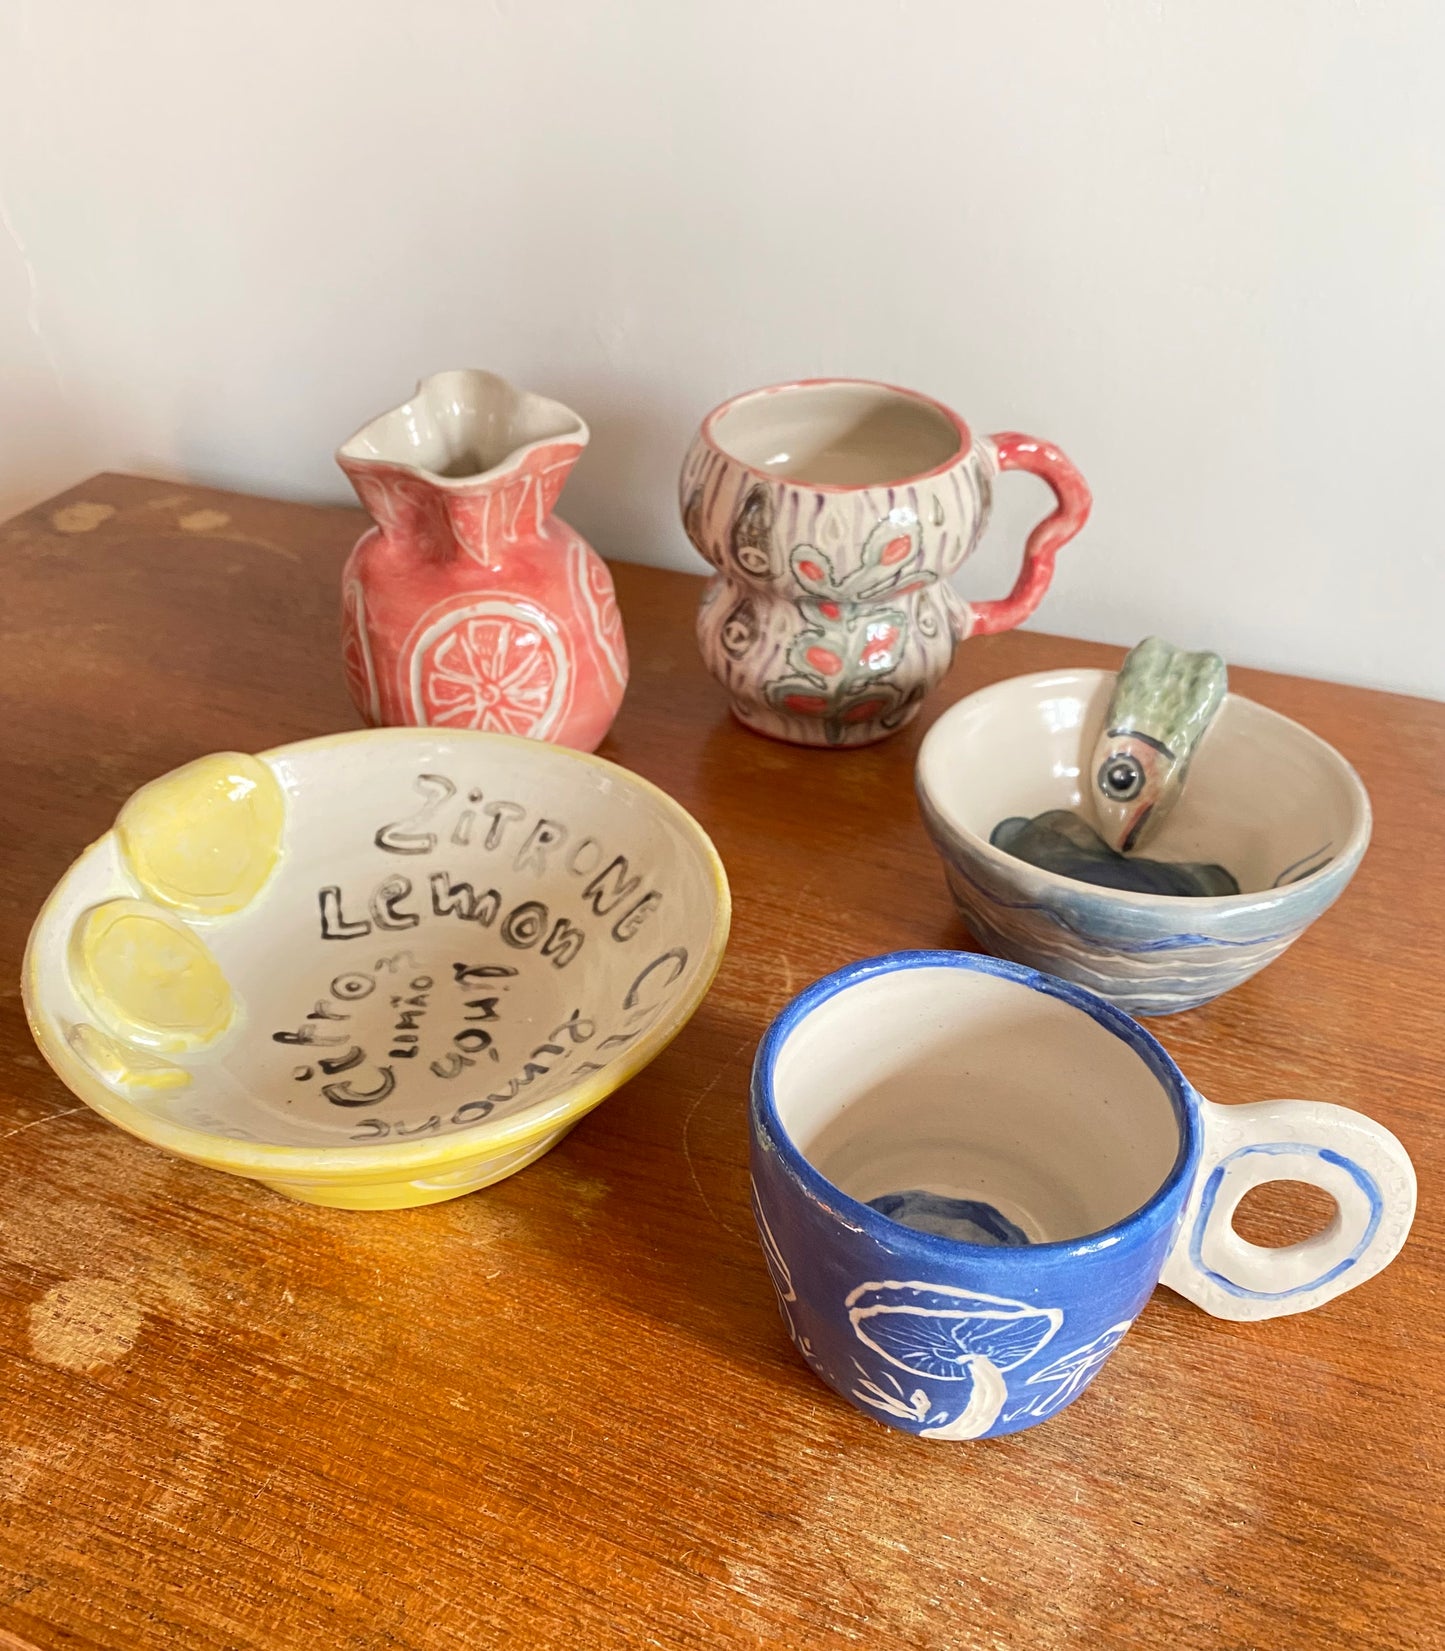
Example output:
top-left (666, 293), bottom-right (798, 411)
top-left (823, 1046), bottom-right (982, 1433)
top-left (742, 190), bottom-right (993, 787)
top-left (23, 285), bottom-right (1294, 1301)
top-left (1098, 756), bottom-right (1143, 801)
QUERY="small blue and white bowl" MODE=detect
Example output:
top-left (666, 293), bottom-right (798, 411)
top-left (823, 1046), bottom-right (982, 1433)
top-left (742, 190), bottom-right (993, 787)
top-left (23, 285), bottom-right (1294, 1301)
top-left (916, 669), bottom-right (1371, 1016)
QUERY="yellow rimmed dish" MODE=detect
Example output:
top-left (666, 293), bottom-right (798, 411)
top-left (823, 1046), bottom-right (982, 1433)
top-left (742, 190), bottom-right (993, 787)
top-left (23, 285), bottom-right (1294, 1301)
top-left (24, 729), bottom-right (731, 1209)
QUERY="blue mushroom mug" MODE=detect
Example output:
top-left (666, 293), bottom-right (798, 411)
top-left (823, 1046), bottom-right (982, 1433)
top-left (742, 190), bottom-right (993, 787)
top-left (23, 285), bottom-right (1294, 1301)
top-left (749, 951), bottom-right (1415, 1440)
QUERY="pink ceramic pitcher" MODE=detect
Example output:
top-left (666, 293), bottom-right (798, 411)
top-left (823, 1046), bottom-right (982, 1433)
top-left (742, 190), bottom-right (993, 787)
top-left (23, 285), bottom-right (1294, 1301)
top-left (682, 378), bottom-right (1090, 747)
top-left (337, 371), bottom-right (628, 752)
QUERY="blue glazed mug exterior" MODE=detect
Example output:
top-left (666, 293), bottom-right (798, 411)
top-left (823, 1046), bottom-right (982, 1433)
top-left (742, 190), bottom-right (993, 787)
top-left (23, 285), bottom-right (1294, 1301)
top-left (749, 951), bottom-right (1415, 1441)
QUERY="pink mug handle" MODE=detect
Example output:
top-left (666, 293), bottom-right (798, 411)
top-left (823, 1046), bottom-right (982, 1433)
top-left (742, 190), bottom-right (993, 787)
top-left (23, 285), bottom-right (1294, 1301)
top-left (961, 432), bottom-right (1092, 639)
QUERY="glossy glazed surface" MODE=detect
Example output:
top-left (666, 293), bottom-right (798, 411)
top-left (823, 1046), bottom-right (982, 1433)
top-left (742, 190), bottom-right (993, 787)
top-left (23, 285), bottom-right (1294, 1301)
top-left (751, 952), bottom-right (1414, 1440)
top-left (2, 473), bottom-right (1440, 1651)
top-left (683, 379), bottom-right (1090, 747)
top-left (706, 380), bottom-right (967, 487)
top-left (1090, 636), bottom-right (1229, 853)
top-left (991, 808), bottom-right (1239, 897)
top-left (25, 728), bottom-right (730, 1208)
top-left (338, 371), bottom-right (628, 752)
top-left (917, 669), bottom-right (1371, 1014)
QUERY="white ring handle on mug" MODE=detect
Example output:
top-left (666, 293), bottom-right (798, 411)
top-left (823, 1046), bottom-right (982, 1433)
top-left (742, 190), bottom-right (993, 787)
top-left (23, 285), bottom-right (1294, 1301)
top-left (1161, 1098), bottom-right (1416, 1321)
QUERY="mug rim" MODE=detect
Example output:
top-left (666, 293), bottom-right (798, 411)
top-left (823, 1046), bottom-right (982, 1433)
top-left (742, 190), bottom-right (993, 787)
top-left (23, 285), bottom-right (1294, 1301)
top-left (699, 377), bottom-right (973, 493)
top-left (751, 948), bottom-right (1200, 1260)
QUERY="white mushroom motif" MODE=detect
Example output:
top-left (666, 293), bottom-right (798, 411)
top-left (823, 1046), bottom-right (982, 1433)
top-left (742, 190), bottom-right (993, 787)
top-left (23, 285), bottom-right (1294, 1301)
top-left (1020, 1320), bottom-right (1134, 1418)
top-left (751, 1184), bottom-right (824, 1372)
top-left (753, 1192), bottom-right (797, 1310)
top-left (847, 1281), bottom-right (1063, 1440)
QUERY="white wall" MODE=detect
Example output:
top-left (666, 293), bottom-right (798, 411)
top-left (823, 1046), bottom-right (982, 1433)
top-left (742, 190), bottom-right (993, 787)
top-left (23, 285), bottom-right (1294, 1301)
top-left (2, 0), bottom-right (1442, 699)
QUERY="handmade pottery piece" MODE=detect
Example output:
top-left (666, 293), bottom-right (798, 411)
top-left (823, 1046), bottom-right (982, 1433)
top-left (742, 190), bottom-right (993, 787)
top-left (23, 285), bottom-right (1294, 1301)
top-left (990, 810), bottom-right (1238, 897)
top-left (1091, 637), bottom-right (1228, 853)
top-left (751, 951), bottom-right (1416, 1441)
top-left (681, 379), bottom-right (1090, 747)
top-left (23, 729), bottom-right (729, 1209)
top-left (337, 370), bottom-right (628, 751)
top-left (916, 669), bottom-right (1370, 1014)
top-left (990, 640), bottom-right (1237, 896)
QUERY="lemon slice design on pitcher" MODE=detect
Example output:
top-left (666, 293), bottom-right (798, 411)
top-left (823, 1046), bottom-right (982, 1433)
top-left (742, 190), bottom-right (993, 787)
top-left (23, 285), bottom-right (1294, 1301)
top-left (69, 899), bottom-right (235, 1054)
top-left (116, 751), bottom-right (285, 917)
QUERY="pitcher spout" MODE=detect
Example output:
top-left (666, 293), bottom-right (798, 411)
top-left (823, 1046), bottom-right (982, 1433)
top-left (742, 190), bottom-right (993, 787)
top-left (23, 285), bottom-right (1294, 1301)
top-left (336, 369), bottom-right (626, 749)
top-left (337, 369), bottom-right (588, 566)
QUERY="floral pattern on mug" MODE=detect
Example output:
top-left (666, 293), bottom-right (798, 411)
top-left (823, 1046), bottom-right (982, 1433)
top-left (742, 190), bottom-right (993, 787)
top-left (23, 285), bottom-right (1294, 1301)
top-left (684, 379), bottom-right (1092, 747)
top-left (765, 513), bottom-right (937, 745)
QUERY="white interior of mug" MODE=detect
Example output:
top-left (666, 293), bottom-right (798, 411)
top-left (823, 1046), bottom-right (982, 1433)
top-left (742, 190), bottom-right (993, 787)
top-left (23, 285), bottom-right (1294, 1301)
top-left (769, 963), bottom-right (1183, 1245)
top-left (708, 381), bottom-right (964, 487)
top-left (918, 670), bottom-right (1369, 897)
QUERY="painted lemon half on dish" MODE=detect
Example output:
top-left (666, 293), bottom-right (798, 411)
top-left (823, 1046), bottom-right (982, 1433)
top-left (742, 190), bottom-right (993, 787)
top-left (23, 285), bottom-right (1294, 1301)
top-left (116, 751), bottom-right (285, 917)
top-left (24, 728), bottom-right (731, 1212)
top-left (68, 898), bottom-right (235, 1054)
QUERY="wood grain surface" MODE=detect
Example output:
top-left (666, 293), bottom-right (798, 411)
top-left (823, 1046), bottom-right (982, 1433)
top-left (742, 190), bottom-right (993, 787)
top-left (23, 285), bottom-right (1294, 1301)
top-left (0, 474), bottom-right (1441, 1651)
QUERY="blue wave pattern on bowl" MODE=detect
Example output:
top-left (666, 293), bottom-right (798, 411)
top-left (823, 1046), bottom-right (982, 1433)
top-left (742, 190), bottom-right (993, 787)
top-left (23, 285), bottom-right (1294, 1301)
top-left (914, 666), bottom-right (1372, 1017)
top-left (918, 791), bottom-right (1363, 1016)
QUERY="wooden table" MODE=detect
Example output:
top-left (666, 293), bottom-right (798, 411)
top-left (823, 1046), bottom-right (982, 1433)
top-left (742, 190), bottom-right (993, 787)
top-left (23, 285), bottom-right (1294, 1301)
top-left (0, 474), bottom-right (1440, 1651)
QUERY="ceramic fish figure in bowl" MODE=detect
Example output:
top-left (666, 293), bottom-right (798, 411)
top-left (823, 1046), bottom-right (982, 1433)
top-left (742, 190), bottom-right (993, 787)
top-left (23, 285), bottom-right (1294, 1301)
top-left (1090, 637), bottom-right (1230, 854)
top-left (915, 640), bottom-right (1370, 1015)
top-left (989, 638), bottom-right (1236, 899)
